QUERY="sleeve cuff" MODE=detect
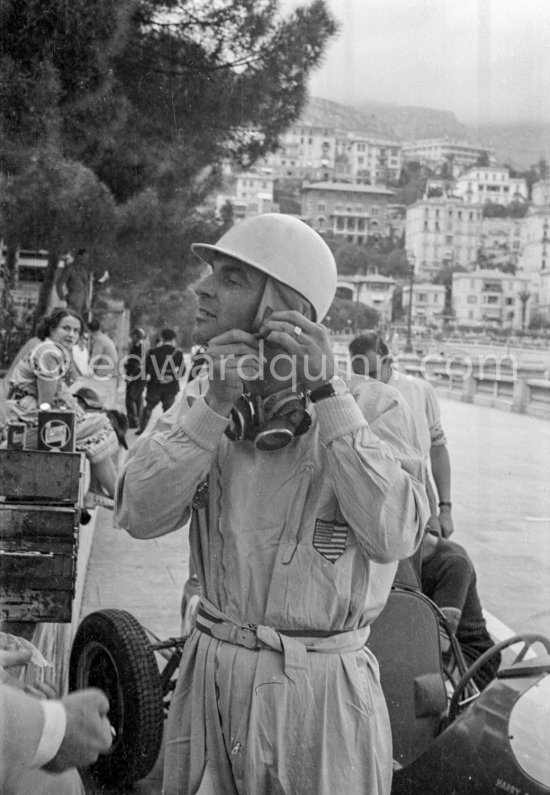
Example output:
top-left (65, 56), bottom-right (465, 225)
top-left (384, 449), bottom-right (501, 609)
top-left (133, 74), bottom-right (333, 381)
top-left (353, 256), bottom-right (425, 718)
top-left (32, 699), bottom-right (67, 768)
top-left (178, 396), bottom-right (230, 451)
top-left (314, 392), bottom-right (368, 443)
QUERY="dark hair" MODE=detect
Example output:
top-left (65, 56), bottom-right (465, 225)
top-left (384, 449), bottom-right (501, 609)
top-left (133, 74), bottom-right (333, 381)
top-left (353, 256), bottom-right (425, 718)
top-left (88, 318), bottom-right (101, 332)
top-left (130, 327), bottom-right (145, 339)
top-left (160, 328), bottom-right (177, 342)
top-left (37, 308), bottom-right (85, 340)
top-left (349, 333), bottom-right (389, 359)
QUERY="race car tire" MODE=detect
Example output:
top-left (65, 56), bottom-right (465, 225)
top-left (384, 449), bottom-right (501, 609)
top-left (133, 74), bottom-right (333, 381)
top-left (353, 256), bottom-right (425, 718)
top-left (69, 608), bottom-right (164, 788)
top-left (448, 632), bottom-right (550, 723)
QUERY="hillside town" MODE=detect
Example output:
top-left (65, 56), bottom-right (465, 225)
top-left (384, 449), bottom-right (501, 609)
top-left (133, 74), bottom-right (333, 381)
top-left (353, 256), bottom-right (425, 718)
top-left (3, 98), bottom-right (549, 352)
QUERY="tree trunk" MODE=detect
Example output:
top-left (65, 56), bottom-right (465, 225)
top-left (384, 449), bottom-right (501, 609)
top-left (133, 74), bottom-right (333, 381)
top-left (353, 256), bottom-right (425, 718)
top-left (0, 246), bottom-right (20, 368)
top-left (32, 252), bottom-right (59, 333)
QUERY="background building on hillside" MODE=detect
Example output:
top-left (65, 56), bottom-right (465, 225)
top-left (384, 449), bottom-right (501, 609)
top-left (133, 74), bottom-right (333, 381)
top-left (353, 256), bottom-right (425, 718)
top-left (346, 133), bottom-right (402, 184)
top-left (516, 209), bottom-right (550, 322)
top-left (454, 166), bottom-right (528, 206)
top-left (256, 118), bottom-right (402, 186)
top-left (402, 139), bottom-right (494, 176)
top-left (301, 182), bottom-right (395, 244)
top-left (480, 216), bottom-right (524, 270)
top-left (405, 197), bottom-right (483, 280)
top-left (452, 269), bottom-right (531, 330)
top-left (336, 274), bottom-right (396, 324)
top-left (402, 282), bottom-right (446, 328)
top-left (216, 170), bottom-right (277, 222)
top-left (531, 180), bottom-right (550, 209)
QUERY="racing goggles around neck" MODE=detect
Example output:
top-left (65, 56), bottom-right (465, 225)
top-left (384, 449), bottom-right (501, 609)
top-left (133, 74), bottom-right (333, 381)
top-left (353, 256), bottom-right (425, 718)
top-left (224, 387), bottom-right (312, 452)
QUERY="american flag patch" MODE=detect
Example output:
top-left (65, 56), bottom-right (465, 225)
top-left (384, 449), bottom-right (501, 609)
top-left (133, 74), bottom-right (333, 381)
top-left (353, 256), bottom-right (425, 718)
top-left (312, 519), bottom-right (348, 563)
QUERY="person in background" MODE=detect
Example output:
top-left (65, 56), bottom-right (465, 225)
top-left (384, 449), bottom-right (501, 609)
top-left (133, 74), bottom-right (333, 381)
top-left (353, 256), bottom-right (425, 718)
top-left (71, 330), bottom-right (91, 379)
top-left (117, 213), bottom-right (428, 795)
top-left (124, 327), bottom-right (147, 429)
top-left (349, 333), bottom-right (454, 537)
top-left (420, 530), bottom-right (501, 690)
top-left (88, 318), bottom-right (119, 410)
top-left (0, 645), bottom-right (112, 795)
top-left (54, 250), bottom-right (90, 317)
top-left (136, 328), bottom-right (184, 435)
top-left (5, 308), bottom-right (118, 504)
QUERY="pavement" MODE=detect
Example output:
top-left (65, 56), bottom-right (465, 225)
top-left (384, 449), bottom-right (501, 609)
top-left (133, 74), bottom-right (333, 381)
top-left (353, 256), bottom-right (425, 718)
top-left (78, 396), bottom-right (550, 793)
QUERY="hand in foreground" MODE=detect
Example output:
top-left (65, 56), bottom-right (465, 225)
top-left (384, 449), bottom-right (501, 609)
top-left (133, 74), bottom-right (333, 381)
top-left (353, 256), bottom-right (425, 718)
top-left (45, 689), bottom-right (112, 772)
top-left (259, 310), bottom-right (335, 390)
top-left (204, 329), bottom-right (261, 415)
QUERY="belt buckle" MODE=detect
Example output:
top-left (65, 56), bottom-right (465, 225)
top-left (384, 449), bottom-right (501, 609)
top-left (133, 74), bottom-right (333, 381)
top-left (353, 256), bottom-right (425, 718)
top-left (237, 626), bottom-right (260, 650)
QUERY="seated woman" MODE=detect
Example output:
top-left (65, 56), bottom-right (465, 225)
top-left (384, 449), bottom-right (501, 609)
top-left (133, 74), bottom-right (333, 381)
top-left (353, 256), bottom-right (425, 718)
top-left (5, 308), bottom-right (118, 504)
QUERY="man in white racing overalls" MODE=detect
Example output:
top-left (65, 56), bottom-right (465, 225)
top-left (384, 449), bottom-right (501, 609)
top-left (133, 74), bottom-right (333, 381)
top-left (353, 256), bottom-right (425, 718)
top-left (116, 214), bottom-right (430, 795)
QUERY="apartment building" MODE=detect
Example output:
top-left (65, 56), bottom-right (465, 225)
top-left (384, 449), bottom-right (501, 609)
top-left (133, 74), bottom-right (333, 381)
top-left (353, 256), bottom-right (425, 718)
top-left (405, 197), bottom-right (483, 280)
top-left (346, 134), bottom-right (402, 185)
top-left (301, 182), bottom-right (395, 245)
top-left (402, 139), bottom-right (493, 176)
top-left (402, 283), bottom-right (446, 327)
top-left (452, 269), bottom-right (531, 330)
top-left (454, 166), bottom-right (528, 206)
top-left (336, 274), bottom-right (396, 323)
top-left (216, 170), bottom-right (277, 222)
top-left (258, 120), bottom-right (402, 185)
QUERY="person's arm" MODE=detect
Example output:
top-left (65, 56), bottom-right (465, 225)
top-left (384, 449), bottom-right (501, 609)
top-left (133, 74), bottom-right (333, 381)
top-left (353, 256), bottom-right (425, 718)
top-left (54, 265), bottom-right (69, 302)
top-left (424, 381), bottom-right (454, 538)
top-left (1, 649), bottom-right (111, 789)
top-left (259, 311), bottom-right (429, 563)
top-left (116, 329), bottom-right (259, 539)
top-left (430, 443), bottom-right (454, 537)
top-left (316, 395), bottom-right (429, 562)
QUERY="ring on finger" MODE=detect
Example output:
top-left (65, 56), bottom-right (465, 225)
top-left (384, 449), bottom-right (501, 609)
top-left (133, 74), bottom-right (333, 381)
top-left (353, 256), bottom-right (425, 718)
top-left (293, 325), bottom-right (303, 338)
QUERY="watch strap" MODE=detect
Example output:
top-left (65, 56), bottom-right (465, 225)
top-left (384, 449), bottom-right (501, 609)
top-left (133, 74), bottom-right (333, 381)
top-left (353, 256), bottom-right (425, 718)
top-left (309, 381), bottom-right (335, 403)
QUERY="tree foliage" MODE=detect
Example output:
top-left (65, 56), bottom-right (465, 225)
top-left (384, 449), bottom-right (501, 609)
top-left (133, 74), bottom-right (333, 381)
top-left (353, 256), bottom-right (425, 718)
top-left (0, 0), bottom-right (337, 328)
top-left (324, 297), bottom-right (379, 334)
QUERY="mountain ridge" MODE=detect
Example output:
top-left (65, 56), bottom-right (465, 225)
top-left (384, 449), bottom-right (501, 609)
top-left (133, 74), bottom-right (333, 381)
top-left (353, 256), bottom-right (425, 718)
top-left (304, 96), bottom-right (549, 170)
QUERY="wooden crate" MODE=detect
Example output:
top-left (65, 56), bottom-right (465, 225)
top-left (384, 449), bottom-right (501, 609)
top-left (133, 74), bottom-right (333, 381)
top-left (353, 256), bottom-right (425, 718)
top-left (0, 449), bottom-right (85, 504)
top-left (0, 504), bottom-right (79, 622)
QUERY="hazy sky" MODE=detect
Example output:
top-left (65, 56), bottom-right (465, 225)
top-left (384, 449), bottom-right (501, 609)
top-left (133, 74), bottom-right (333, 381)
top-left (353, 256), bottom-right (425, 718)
top-left (281, 0), bottom-right (550, 125)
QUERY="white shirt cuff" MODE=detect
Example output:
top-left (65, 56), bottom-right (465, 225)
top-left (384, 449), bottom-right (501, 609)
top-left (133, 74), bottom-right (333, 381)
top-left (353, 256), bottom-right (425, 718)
top-left (32, 699), bottom-right (67, 768)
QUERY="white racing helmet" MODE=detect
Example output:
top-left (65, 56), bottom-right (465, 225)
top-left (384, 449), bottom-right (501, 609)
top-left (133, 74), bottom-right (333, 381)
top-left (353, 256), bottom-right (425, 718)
top-left (192, 213), bottom-right (337, 321)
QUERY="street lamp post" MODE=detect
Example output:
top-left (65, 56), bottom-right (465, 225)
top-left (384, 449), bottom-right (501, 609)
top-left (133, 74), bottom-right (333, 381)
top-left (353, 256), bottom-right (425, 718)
top-left (404, 251), bottom-right (415, 353)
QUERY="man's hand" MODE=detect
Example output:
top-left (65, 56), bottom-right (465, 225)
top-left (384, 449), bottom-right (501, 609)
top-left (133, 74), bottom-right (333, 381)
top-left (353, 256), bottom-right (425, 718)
top-left (44, 689), bottom-right (112, 773)
top-left (204, 329), bottom-right (261, 416)
top-left (258, 310), bottom-right (335, 390)
top-left (439, 506), bottom-right (455, 538)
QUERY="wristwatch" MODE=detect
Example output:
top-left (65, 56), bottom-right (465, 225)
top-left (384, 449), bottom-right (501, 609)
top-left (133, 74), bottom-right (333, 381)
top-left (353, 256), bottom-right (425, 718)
top-left (438, 501), bottom-right (452, 509)
top-left (309, 375), bottom-right (348, 403)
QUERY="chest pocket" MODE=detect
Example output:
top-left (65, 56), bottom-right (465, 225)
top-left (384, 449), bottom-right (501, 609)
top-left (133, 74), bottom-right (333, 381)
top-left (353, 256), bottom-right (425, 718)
top-left (312, 518), bottom-right (348, 563)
